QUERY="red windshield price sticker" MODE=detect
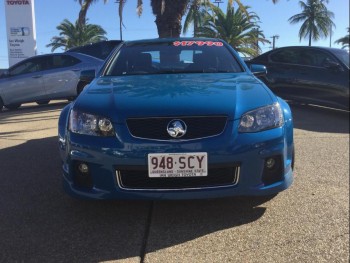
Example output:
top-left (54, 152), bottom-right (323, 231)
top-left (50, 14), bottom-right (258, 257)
top-left (173, 41), bottom-right (223, 47)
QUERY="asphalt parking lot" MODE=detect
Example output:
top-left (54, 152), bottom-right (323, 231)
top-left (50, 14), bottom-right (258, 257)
top-left (0, 101), bottom-right (349, 263)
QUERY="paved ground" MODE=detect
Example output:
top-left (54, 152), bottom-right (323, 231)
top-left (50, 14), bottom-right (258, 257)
top-left (0, 101), bottom-right (349, 263)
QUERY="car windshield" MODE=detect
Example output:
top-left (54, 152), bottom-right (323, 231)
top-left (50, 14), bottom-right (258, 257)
top-left (332, 49), bottom-right (349, 68)
top-left (104, 40), bottom-right (244, 76)
top-left (66, 41), bottom-right (122, 60)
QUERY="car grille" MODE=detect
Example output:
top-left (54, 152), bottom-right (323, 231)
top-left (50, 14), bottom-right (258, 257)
top-left (116, 166), bottom-right (240, 190)
top-left (126, 116), bottom-right (227, 140)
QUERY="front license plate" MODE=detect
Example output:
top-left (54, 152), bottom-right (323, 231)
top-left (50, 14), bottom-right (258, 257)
top-left (148, 152), bottom-right (208, 178)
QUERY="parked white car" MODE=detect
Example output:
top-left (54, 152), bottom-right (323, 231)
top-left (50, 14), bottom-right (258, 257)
top-left (0, 52), bottom-right (103, 111)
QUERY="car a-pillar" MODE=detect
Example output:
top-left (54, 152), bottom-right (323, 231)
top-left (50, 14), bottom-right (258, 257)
top-left (77, 81), bottom-right (88, 95)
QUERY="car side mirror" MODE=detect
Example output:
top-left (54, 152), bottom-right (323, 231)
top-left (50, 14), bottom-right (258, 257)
top-left (79, 69), bottom-right (96, 84)
top-left (250, 64), bottom-right (267, 77)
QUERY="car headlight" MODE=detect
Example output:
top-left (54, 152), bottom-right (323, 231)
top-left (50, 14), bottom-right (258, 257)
top-left (238, 103), bottom-right (284, 133)
top-left (69, 109), bottom-right (115, 136)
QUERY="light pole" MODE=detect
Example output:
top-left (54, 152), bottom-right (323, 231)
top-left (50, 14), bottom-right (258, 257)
top-left (271, 35), bottom-right (279, 49)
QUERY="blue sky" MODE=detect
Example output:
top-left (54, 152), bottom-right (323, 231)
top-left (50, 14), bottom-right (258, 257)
top-left (0, 0), bottom-right (349, 68)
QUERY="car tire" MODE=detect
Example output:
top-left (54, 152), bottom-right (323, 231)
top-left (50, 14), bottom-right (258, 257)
top-left (36, 100), bottom-right (50, 105)
top-left (5, 103), bottom-right (21, 110)
top-left (0, 97), bottom-right (4, 112)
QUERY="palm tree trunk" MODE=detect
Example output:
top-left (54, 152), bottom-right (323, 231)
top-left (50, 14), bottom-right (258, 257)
top-left (78, 0), bottom-right (93, 27)
top-left (151, 0), bottom-right (189, 38)
top-left (309, 31), bottom-right (312, 46)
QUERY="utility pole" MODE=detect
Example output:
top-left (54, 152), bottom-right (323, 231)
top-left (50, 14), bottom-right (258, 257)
top-left (271, 35), bottom-right (279, 49)
top-left (213, 0), bottom-right (224, 7)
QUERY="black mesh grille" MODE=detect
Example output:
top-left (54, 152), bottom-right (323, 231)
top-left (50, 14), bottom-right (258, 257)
top-left (116, 166), bottom-right (239, 190)
top-left (126, 116), bottom-right (227, 140)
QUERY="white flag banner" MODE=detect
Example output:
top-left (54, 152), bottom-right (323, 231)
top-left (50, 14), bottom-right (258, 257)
top-left (4, 0), bottom-right (37, 67)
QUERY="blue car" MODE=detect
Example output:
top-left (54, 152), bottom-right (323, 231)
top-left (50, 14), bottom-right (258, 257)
top-left (58, 38), bottom-right (294, 200)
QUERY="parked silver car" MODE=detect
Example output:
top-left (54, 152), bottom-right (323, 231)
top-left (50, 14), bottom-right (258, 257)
top-left (0, 52), bottom-right (103, 111)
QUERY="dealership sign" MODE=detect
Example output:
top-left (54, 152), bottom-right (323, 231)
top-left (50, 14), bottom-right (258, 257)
top-left (4, 0), bottom-right (37, 66)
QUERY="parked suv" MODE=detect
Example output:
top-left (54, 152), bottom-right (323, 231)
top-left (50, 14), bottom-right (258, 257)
top-left (248, 46), bottom-right (349, 111)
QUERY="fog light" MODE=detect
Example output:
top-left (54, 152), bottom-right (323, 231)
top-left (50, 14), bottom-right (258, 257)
top-left (78, 163), bottom-right (89, 174)
top-left (266, 158), bottom-right (276, 169)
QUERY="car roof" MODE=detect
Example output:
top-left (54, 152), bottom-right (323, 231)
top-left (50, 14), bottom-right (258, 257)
top-left (250, 46), bottom-right (348, 61)
top-left (275, 46), bottom-right (343, 52)
top-left (7, 52), bottom-right (102, 70)
top-left (259, 46), bottom-right (346, 56)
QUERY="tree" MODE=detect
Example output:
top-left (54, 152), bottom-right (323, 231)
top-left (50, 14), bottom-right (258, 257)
top-left (334, 27), bottom-right (350, 49)
top-left (46, 19), bottom-right (107, 52)
top-left (183, 0), bottom-right (248, 37)
top-left (183, 0), bottom-right (209, 37)
top-left (196, 1), bottom-right (269, 57)
top-left (74, 0), bottom-right (143, 39)
top-left (149, 0), bottom-right (189, 37)
top-left (288, 0), bottom-right (335, 46)
top-left (72, 0), bottom-right (279, 39)
top-left (148, 0), bottom-right (280, 38)
top-left (75, 0), bottom-right (108, 27)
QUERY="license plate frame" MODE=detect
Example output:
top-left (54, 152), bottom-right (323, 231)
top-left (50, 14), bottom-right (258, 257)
top-left (148, 152), bottom-right (208, 178)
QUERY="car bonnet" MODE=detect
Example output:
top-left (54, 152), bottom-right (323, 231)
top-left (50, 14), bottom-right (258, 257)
top-left (74, 73), bottom-right (275, 123)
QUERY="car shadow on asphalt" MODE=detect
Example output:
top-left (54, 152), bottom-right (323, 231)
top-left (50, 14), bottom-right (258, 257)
top-left (0, 136), bottom-right (270, 262)
top-left (0, 100), bottom-right (70, 119)
top-left (290, 103), bottom-right (349, 134)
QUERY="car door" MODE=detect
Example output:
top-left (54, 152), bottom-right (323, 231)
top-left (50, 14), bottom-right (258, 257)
top-left (294, 48), bottom-right (349, 109)
top-left (0, 57), bottom-right (47, 105)
top-left (264, 48), bottom-right (303, 100)
top-left (41, 54), bottom-right (81, 99)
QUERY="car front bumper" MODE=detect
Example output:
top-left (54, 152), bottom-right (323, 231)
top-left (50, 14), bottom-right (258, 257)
top-left (59, 119), bottom-right (294, 200)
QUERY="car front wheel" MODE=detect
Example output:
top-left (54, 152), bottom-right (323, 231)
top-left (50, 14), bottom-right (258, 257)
top-left (5, 103), bottom-right (21, 110)
top-left (0, 97), bottom-right (4, 111)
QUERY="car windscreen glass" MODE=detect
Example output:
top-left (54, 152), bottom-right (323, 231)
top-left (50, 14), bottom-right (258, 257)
top-left (9, 57), bottom-right (45, 76)
top-left (67, 41), bottom-right (121, 60)
top-left (332, 49), bottom-right (349, 68)
top-left (104, 41), bottom-right (244, 76)
top-left (270, 49), bottom-right (299, 64)
top-left (51, 55), bottom-right (80, 69)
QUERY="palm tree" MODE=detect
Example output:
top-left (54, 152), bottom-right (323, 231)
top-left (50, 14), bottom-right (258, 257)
top-left (183, 0), bottom-right (209, 37)
top-left (147, 0), bottom-right (280, 38)
top-left (74, 0), bottom-right (108, 27)
top-left (183, 0), bottom-right (248, 37)
top-left (251, 27), bottom-right (269, 56)
top-left (196, 1), bottom-right (269, 57)
top-left (72, 0), bottom-right (279, 39)
top-left (150, 0), bottom-right (189, 37)
top-left (46, 19), bottom-right (107, 52)
top-left (334, 27), bottom-right (350, 49)
top-left (288, 0), bottom-right (335, 46)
